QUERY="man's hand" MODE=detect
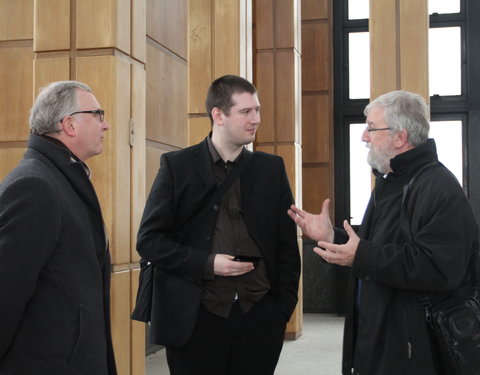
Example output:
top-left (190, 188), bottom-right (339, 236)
top-left (315, 220), bottom-right (359, 267)
top-left (213, 254), bottom-right (254, 276)
top-left (287, 199), bottom-right (334, 242)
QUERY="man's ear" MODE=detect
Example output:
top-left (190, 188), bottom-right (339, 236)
top-left (394, 128), bottom-right (409, 148)
top-left (211, 107), bottom-right (224, 126)
top-left (60, 117), bottom-right (76, 137)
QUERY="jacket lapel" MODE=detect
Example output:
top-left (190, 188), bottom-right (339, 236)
top-left (192, 138), bottom-right (217, 190)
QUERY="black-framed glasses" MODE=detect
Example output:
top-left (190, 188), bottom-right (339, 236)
top-left (69, 109), bottom-right (105, 122)
top-left (366, 127), bottom-right (391, 133)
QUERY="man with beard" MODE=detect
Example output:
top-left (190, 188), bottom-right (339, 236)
top-left (288, 90), bottom-right (479, 374)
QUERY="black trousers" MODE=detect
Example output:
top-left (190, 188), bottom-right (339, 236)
top-left (166, 294), bottom-right (287, 375)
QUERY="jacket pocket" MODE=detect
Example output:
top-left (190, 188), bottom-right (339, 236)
top-left (68, 304), bottom-right (85, 367)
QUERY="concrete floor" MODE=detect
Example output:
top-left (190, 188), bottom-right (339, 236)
top-left (146, 313), bottom-right (344, 375)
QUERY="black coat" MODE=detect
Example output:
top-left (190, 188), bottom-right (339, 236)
top-left (0, 135), bottom-right (116, 375)
top-left (136, 138), bottom-right (301, 347)
top-left (340, 139), bottom-right (479, 375)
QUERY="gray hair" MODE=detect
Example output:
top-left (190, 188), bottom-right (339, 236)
top-left (364, 90), bottom-right (430, 147)
top-left (29, 81), bottom-right (92, 135)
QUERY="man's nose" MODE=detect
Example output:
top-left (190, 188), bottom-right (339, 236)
top-left (361, 128), bottom-right (369, 142)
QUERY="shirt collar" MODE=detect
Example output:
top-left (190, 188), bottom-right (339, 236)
top-left (206, 132), bottom-right (245, 164)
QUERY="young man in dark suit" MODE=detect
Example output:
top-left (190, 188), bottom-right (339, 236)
top-left (137, 74), bottom-right (301, 375)
top-left (0, 81), bottom-right (117, 374)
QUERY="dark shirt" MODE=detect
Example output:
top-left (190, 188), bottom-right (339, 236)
top-left (202, 136), bottom-right (270, 318)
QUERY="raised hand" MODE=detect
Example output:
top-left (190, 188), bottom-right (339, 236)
top-left (287, 199), bottom-right (334, 243)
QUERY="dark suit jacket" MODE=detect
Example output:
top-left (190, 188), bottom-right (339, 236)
top-left (137, 137), bottom-right (301, 347)
top-left (0, 135), bottom-right (116, 375)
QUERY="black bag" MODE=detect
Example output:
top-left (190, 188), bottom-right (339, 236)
top-left (401, 162), bottom-right (480, 375)
top-left (423, 294), bottom-right (480, 375)
top-left (131, 150), bottom-right (252, 323)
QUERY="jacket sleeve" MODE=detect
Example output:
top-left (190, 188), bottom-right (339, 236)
top-left (274, 159), bottom-right (301, 320)
top-left (0, 176), bottom-right (61, 361)
top-left (352, 169), bottom-right (478, 292)
top-left (136, 154), bottom-right (210, 284)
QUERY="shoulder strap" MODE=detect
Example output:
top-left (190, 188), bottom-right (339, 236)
top-left (179, 150), bottom-right (252, 238)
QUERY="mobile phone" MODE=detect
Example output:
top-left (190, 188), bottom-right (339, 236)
top-left (232, 255), bottom-right (262, 264)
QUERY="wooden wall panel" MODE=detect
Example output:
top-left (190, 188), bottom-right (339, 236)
top-left (301, 0), bottom-right (328, 20)
top-left (255, 0), bottom-right (302, 338)
top-left (275, 0), bottom-right (295, 49)
top-left (302, 22), bottom-right (329, 92)
top-left (188, 0), bottom-right (212, 114)
top-left (369, 0), bottom-right (398, 98)
top-left (399, 0), bottom-right (429, 99)
top-left (146, 0), bottom-right (187, 59)
top-left (132, 0), bottom-right (146, 62)
top-left (303, 165), bottom-right (330, 215)
top-left (254, 0), bottom-right (273, 49)
top-left (76, 0), bottom-right (130, 53)
top-left (188, 117), bottom-right (211, 146)
top-left (146, 41), bottom-right (187, 148)
top-left (302, 94), bottom-right (329, 163)
top-left (76, 55), bottom-right (131, 266)
top-left (276, 50), bottom-right (295, 142)
top-left (33, 0), bottom-right (69, 51)
top-left (255, 144), bottom-right (275, 154)
top-left (131, 64), bottom-right (146, 262)
top-left (0, 45), bottom-right (33, 141)
top-left (0, 146), bottom-right (26, 181)
top-left (111, 271), bottom-right (131, 375)
top-left (0, 0), bottom-right (33, 40)
top-left (34, 57), bottom-right (70, 92)
top-left (213, 0), bottom-right (240, 77)
top-left (255, 51), bottom-right (275, 143)
top-left (130, 269), bottom-right (145, 375)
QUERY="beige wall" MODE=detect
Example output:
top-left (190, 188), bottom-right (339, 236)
top-left (0, 0), bottom-right (147, 374)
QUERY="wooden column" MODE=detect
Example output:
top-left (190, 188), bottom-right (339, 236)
top-left (33, 0), bottom-right (147, 374)
top-left (370, 0), bottom-right (429, 100)
top-left (300, 0), bottom-right (334, 219)
top-left (0, 0), bottom-right (34, 180)
top-left (254, 0), bottom-right (303, 339)
top-left (188, 0), bottom-right (253, 145)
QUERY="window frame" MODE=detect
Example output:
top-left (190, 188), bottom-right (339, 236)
top-left (333, 0), bottom-right (480, 226)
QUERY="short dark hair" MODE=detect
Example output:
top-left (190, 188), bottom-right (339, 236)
top-left (205, 75), bottom-right (257, 124)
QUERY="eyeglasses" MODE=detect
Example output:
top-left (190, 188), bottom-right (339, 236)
top-left (366, 127), bottom-right (391, 133)
top-left (69, 109), bottom-right (105, 122)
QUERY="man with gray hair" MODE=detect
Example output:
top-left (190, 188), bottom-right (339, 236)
top-left (0, 81), bottom-right (117, 374)
top-left (289, 90), bottom-right (479, 374)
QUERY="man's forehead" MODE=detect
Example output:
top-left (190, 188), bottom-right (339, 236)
top-left (231, 92), bottom-right (260, 107)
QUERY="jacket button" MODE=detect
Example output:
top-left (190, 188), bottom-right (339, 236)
top-left (213, 205), bottom-right (220, 211)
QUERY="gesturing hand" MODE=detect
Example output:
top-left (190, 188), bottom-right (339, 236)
top-left (287, 199), bottom-right (334, 242)
top-left (314, 220), bottom-right (360, 267)
top-left (213, 254), bottom-right (255, 276)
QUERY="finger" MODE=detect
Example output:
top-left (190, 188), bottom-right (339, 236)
top-left (343, 220), bottom-right (357, 240)
top-left (317, 241), bottom-right (338, 253)
top-left (321, 199), bottom-right (330, 215)
top-left (314, 246), bottom-right (335, 263)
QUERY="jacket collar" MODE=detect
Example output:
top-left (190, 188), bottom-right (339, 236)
top-left (26, 134), bottom-right (104, 220)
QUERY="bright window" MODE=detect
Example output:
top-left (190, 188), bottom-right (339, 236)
top-left (429, 27), bottom-right (461, 96)
top-left (348, 0), bottom-right (369, 20)
top-left (430, 120), bottom-right (463, 184)
top-left (429, 0), bottom-right (460, 14)
top-left (349, 32), bottom-right (370, 99)
top-left (349, 123), bottom-right (371, 225)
